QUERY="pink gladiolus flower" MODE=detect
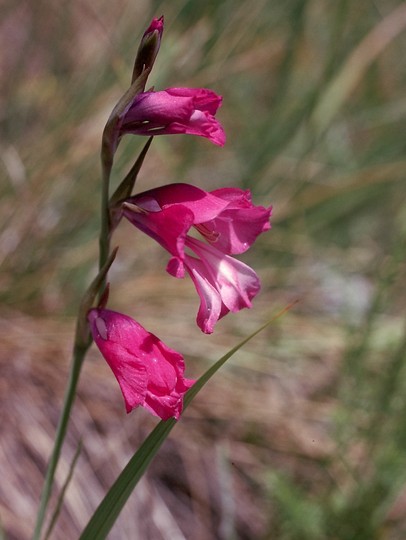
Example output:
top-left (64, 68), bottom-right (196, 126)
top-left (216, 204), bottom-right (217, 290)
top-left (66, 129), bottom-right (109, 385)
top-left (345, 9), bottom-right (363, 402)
top-left (88, 308), bottom-right (194, 420)
top-left (123, 183), bottom-right (271, 333)
top-left (118, 88), bottom-right (226, 146)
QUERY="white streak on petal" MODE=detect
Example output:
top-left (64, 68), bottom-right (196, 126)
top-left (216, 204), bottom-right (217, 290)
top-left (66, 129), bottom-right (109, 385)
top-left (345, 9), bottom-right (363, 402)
top-left (95, 316), bottom-right (108, 340)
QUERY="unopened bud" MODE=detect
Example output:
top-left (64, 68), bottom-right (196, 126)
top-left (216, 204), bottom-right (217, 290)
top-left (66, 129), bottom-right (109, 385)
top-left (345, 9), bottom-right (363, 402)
top-left (132, 16), bottom-right (164, 83)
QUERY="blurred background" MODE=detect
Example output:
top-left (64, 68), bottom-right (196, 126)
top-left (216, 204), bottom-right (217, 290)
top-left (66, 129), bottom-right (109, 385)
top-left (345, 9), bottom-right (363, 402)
top-left (1, 0), bottom-right (405, 538)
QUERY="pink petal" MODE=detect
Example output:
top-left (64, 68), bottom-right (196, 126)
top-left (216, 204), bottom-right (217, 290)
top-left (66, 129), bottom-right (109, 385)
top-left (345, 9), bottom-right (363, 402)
top-left (196, 188), bottom-right (272, 254)
top-left (165, 87), bottom-right (223, 114)
top-left (129, 183), bottom-right (230, 222)
top-left (123, 202), bottom-right (193, 259)
top-left (128, 184), bottom-right (271, 255)
top-left (119, 88), bottom-right (225, 146)
top-left (185, 257), bottom-right (225, 334)
top-left (186, 238), bottom-right (261, 312)
top-left (124, 91), bottom-right (194, 125)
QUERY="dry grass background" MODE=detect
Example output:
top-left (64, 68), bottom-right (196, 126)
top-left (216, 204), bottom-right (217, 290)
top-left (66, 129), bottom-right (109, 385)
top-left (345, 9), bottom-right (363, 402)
top-left (1, 1), bottom-right (406, 539)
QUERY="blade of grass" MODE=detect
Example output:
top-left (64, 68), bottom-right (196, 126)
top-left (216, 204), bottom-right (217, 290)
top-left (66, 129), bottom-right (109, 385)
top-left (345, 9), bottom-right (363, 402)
top-left (44, 441), bottom-right (83, 540)
top-left (32, 343), bottom-right (87, 540)
top-left (79, 301), bottom-right (297, 540)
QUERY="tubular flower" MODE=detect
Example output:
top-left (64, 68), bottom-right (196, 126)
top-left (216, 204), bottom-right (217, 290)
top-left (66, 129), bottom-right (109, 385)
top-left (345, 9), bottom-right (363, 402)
top-left (122, 183), bottom-right (271, 333)
top-left (88, 308), bottom-right (194, 420)
top-left (118, 87), bottom-right (225, 146)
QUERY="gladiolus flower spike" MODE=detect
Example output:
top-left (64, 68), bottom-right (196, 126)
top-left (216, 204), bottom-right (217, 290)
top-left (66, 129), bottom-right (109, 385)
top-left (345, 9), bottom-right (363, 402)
top-left (88, 308), bottom-right (195, 420)
top-left (123, 183), bottom-right (272, 334)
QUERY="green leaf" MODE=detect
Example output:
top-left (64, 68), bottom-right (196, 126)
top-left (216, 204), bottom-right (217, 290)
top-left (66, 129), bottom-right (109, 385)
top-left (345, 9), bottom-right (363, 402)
top-left (79, 303), bottom-right (296, 540)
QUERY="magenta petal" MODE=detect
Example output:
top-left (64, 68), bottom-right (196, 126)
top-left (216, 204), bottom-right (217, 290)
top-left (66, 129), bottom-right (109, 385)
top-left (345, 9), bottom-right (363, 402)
top-left (196, 188), bottom-right (272, 254)
top-left (119, 87), bottom-right (225, 146)
top-left (166, 256), bottom-right (186, 279)
top-left (128, 183), bottom-right (271, 255)
top-left (123, 202), bottom-right (193, 259)
top-left (88, 309), bottom-right (194, 420)
top-left (182, 238), bottom-right (261, 333)
top-left (186, 238), bottom-right (261, 310)
top-left (175, 110), bottom-right (225, 146)
top-left (165, 87), bottom-right (223, 114)
top-left (166, 253), bottom-right (226, 334)
top-left (124, 91), bottom-right (194, 125)
top-left (129, 183), bottom-right (230, 222)
top-left (186, 257), bottom-right (225, 333)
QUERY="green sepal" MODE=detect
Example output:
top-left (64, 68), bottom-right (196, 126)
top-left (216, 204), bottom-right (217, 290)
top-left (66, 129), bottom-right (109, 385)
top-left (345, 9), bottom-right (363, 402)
top-left (108, 137), bottom-right (153, 229)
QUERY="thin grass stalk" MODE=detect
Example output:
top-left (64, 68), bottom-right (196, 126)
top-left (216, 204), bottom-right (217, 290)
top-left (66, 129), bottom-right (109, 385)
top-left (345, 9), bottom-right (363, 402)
top-left (32, 343), bottom-right (88, 540)
top-left (44, 441), bottom-right (83, 540)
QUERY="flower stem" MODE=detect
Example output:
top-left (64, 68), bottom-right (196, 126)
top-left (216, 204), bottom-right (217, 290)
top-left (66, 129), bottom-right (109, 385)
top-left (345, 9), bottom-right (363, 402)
top-left (32, 342), bottom-right (89, 540)
top-left (99, 157), bottom-right (112, 273)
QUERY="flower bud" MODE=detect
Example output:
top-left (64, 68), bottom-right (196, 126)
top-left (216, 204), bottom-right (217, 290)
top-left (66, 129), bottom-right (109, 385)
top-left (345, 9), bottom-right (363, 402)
top-left (132, 16), bottom-right (164, 83)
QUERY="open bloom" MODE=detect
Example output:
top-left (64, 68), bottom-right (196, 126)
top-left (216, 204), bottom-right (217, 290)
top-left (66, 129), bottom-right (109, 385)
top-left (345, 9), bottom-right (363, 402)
top-left (118, 88), bottom-right (225, 146)
top-left (123, 183), bottom-right (271, 333)
top-left (88, 308), bottom-right (194, 420)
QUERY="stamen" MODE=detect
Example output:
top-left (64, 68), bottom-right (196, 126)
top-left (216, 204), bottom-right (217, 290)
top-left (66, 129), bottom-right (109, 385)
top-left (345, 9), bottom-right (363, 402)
top-left (195, 223), bottom-right (220, 243)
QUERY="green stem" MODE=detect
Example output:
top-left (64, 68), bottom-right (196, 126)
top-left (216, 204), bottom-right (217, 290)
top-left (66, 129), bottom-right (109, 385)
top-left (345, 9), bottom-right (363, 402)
top-left (32, 342), bottom-right (89, 540)
top-left (99, 157), bottom-right (112, 273)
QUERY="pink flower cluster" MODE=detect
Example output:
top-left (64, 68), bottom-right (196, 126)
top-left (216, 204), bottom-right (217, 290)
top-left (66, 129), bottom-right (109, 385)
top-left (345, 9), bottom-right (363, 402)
top-left (89, 17), bottom-right (271, 421)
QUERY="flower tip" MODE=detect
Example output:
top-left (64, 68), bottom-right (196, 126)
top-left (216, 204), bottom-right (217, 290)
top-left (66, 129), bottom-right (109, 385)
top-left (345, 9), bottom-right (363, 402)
top-left (146, 15), bottom-right (164, 36)
top-left (132, 15), bottom-right (165, 83)
top-left (213, 130), bottom-right (226, 147)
